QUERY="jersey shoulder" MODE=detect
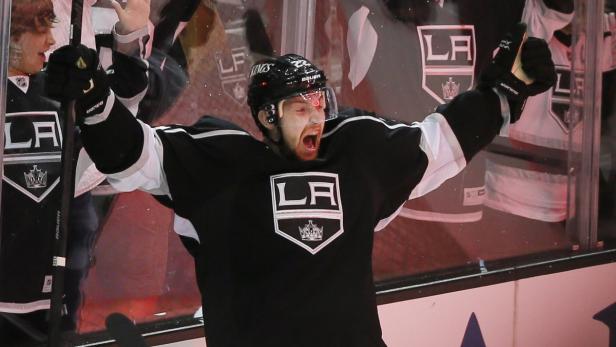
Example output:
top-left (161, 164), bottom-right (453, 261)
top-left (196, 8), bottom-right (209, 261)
top-left (325, 106), bottom-right (413, 136)
top-left (156, 115), bottom-right (251, 136)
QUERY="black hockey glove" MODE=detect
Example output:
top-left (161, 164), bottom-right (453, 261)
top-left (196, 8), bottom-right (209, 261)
top-left (46, 45), bottom-right (111, 123)
top-left (479, 23), bottom-right (556, 122)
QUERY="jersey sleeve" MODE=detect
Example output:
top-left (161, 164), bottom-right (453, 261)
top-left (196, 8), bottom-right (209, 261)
top-left (338, 88), bottom-right (506, 226)
top-left (79, 91), bottom-right (168, 195)
top-left (523, 0), bottom-right (574, 41)
top-left (79, 92), bottom-right (254, 216)
top-left (96, 24), bottom-right (151, 117)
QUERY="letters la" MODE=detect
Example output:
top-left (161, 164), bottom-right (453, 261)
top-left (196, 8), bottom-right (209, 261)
top-left (270, 172), bottom-right (344, 254)
top-left (418, 25), bottom-right (476, 104)
top-left (550, 65), bottom-right (582, 133)
top-left (3, 111), bottom-right (62, 202)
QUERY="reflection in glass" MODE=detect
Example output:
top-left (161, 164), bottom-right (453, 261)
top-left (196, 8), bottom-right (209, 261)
top-left (310, 0), bottom-right (578, 283)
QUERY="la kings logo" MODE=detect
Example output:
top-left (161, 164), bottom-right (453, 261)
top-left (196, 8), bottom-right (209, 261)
top-left (270, 172), bottom-right (343, 255)
top-left (3, 111), bottom-right (62, 202)
top-left (418, 25), bottom-right (476, 104)
top-left (550, 65), bottom-right (583, 132)
top-left (216, 20), bottom-right (251, 107)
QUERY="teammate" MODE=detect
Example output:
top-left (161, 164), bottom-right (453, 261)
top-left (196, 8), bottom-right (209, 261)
top-left (0, 0), bottom-right (151, 342)
top-left (483, 6), bottom-right (616, 254)
top-left (45, 24), bottom-right (555, 346)
top-left (0, 1), bottom-right (61, 343)
top-left (325, 0), bottom-right (574, 276)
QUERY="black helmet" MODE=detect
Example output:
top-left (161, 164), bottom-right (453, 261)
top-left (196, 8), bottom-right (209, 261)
top-left (247, 54), bottom-right (329, 129)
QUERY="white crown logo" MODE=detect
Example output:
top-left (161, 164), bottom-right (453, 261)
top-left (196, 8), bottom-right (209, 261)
top-left (16, 77), bottom-right (28, 88)
top-left (442, 77), bottom-right (460, 100)
top-left (299, 220), bottom-right (323, 241)
top-left (233, 82), bottom-right (245, 100)
top-left (24, 165), bottom-right (47, 189)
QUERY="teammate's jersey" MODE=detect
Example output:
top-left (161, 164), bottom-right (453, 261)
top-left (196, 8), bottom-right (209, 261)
top-left (80, 82), bottom-right (507, 345)
top-left (485, 12), bottom-right (613, 222)
top-left (331, 0), bottom-right (570, 221)
top-left (0, 76), bottom-right (63, 313)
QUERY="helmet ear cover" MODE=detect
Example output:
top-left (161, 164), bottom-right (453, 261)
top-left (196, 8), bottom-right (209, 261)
top-left (263, 103), bottom-right (277, 124)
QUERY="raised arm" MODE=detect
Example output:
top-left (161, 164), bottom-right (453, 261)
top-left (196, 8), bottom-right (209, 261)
top-left (102, 0), bottom-right (152, 115)
top-left (407, 23), bottom-right (555, 200)
top-left (46, 45), bottom-right (166, 195)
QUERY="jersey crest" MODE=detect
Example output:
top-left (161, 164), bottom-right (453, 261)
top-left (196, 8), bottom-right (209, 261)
top-left (216, 21), bottom-right (251, 107)
top-left (550, 65), bottom-right (582, 133)
top-left (3, 111), bottom-right (63, 202)
top-left (270, 172), bottom-right (344, 255)
top-left (417, 25), bottom-right (476, 104)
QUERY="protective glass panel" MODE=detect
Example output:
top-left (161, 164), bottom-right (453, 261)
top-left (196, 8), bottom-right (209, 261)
top-left (309, 0), bottom-right (601, 285)
top-left (596, 2), bottom-right (616, 249)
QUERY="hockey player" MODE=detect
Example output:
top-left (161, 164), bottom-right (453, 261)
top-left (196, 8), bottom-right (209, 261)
top-left (1, 0), bottom-right (57, 302)
top-left (0, 1), bottom-right (61, 343)
top-left (483, 7), bottom-right (616, 252)
top-left (0, 0), bottom-right (151, 342)
top-left (45, 24), bottom-right (554, 346)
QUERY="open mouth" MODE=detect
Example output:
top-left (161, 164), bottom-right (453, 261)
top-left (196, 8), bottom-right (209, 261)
top-left (302, 134), bottom-right (318, 150)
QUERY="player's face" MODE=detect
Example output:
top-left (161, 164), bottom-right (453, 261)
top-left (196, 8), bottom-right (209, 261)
top-left (9, 27), bottom-right (56, 76)
top-left (279, 91), bottom-right (327, 161)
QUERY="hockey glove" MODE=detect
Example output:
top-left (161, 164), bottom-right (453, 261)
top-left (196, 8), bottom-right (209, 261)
top-left (46, 45), bottom-right (111, 123)
top-left (479, 23), bottom-right (556, 122)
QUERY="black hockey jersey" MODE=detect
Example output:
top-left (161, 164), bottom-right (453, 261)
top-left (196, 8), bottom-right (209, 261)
top-left (79, 83), bottom-right (506, 346)
top-left (0, 76), bottom-right (63, 313)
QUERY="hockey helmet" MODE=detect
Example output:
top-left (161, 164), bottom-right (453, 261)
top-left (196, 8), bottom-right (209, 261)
top-left (247, 54), bottom-right (337, 130)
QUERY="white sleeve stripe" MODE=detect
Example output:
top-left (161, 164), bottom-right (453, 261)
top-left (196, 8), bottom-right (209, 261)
top-left (163, 128), bottom-right (250, 139)
top-left (398, 208), bottom-right (483, 223)
top-left (322, 115), bottom-right (413, 138)
top-left (174, 214), bottom-right (200, 243)
top-left (374, 205), bottom-right (404, 232)
top-left (494, 88), bottom-right (512, 136)
top-left (83, 91), bottom-right (116, 125)
top-left (107, 120), bottom-right (170, 196)
top-left (117, 87), bottom-right (148, 117)
top-left (113, 25), bottom-right (149, 44)
top-left (409, 113), bottom-right (466, 200)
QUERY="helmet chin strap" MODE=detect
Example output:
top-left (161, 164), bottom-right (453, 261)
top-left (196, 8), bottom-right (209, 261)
top-left (264, 128), bottom-right (299, 160)
top-left (262, 102), bottom-right (300, 160)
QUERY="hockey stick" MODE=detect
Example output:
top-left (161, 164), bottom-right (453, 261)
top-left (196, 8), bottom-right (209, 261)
top-left (105, 313), bottom-right (149, 347)
top-left (47, 0), bottom-right (84, 346)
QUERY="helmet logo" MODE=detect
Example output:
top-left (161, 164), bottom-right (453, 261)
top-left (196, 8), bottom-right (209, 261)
top-left (301, 73), bottom-right (321, 82)
top-left (250, 63), bottom-right (275, 77)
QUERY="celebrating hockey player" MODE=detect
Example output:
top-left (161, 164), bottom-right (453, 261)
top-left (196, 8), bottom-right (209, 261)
top-left (45, 23), bottom-right (554, 346)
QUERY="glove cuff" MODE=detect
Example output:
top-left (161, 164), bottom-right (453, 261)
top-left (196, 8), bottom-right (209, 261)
top-left (75, 69), bottom-right (112, 122)
top-left (479, 65), bottom-right (529, 123)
